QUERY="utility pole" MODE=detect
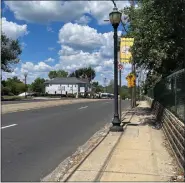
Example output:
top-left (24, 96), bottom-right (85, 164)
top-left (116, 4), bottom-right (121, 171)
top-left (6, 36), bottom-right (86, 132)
top-left (132, 62), bottom-right (136, 107)
top-left (24, 72), bottom-right (28, 99)
top-left (104, 77), bottom-right (107, 93)
top-left (90, 72), bottom-right (93, 98)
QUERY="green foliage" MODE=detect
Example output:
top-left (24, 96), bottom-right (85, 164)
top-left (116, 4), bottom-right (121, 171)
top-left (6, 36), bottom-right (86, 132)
top-left (48, 70), bottom-right (68, 79)
top-left (92, 81), bottom-right (104, 93)
top-left (120, 85), bottom-right (131, 99)
top-left (1, 86), bottom-right (11, 95)
top-left (3, 77), bottom-right (25, 95)
top-left (106, 79), bottom-right (114, 93)
top-left (123, 0), bottom-right (185, 87)
top-left (1, 33), bottom-right (22, 72)
top-left (69, 67), bottom-right (96, 82)
top-left (31, 77), bottom-right (45, 93)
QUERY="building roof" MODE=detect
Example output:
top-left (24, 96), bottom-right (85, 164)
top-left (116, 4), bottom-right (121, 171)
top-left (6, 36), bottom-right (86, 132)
top-left (44, 77), bottom-right (90, 84)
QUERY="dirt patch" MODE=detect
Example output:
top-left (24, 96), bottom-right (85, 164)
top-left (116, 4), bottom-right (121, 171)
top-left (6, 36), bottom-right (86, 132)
top-left (2, 99), bottom-right (102, 114)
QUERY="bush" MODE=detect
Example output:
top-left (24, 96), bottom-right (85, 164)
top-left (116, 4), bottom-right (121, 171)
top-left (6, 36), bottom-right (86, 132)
top-left (67, 94), bottom-right (75, 98)
top-left (9, 92), bottom-right (15, 96)
top-left (1, 87), bottom-right (11, 95)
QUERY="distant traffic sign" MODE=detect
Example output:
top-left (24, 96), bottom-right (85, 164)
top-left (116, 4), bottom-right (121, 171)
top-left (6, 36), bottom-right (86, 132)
top-left (118, 64), bottom-right (123, 70)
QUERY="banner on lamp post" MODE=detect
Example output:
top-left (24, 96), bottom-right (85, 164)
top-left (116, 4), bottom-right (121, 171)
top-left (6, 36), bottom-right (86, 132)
top-left (120, 38), bottom-right (134, 63)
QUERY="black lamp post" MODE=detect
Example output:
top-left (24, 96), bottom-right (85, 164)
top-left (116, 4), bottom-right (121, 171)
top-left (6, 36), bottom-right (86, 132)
top-left (109, 7), bottom-right (123, 132)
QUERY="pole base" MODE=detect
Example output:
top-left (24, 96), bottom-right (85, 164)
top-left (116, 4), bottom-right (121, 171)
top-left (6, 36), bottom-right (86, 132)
top-left (110, 125), bottom-right (123, 132)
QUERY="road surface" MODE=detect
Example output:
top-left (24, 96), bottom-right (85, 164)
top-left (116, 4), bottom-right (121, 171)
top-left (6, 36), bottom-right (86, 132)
top-left (1, 100), bottom-right (130, 182)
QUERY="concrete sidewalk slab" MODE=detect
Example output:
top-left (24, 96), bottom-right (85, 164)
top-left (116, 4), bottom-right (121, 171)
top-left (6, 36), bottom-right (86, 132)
top-left (66, 132), bottom-right (122, 182)
top-left (65, 101), bottom-right (179, 182)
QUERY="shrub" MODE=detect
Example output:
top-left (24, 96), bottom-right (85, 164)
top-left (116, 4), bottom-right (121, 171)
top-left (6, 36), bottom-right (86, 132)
top-left (1, 87), bottom-right (11, 95)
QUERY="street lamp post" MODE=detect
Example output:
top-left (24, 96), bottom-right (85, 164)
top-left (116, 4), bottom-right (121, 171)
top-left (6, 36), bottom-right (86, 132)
top-left (24, 72), bottom-right (28, 99)
top-left (109, 7), bottom-right (123, 132)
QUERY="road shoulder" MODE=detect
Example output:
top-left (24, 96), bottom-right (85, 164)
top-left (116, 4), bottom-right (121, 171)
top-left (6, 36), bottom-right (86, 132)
top-left (1, 99), bottom-right (103, 114)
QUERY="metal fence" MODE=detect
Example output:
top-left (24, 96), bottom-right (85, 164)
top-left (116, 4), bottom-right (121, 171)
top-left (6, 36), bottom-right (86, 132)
top-left (148, 69), bottom-right (185, 122)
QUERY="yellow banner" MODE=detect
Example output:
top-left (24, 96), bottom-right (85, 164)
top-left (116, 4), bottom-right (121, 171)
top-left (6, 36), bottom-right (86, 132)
top-left (120, 38), bottom-right (134, 63)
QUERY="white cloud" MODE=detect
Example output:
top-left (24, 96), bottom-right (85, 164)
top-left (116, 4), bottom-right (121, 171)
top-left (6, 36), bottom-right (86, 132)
top-left (45, 58), bottom-right (55, 62)
top-left (59, 23), bottom-right (103, 51)
top-left (57, 46), bottom-right (102, 71)
top-left (94, 66), bottom-right (103, 72)
top-left (57, 23), bottom-right (130, 84)
top-left (48, 47), bottom-right (55, 51)
top-left (47, 26), bottom-right (54, 33)
top-left (4, 1), bottom-right (130, 25)
top-left (21, 42), bottom-right (27, 49)
top-left (4, 1), bottom-right (90, 24)
top-left (58, 22), bottom-right (121, 53)
top-left (2, 17), bottom-right (28, 39)
top-left (21, 61), bottom-right (52, 72)
top-left (75, 15), bottom-right (91, 25)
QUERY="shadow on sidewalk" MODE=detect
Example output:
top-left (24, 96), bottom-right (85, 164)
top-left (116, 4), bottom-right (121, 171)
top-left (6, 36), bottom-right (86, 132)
top-left (139, 100), bottom-right (164, 130)
top-left (127, 105), bottom-right (164, 130)
top-left (125, 107), bottom-right (152, 116)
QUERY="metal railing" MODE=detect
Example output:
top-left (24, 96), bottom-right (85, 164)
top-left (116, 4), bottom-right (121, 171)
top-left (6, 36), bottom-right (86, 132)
top-left (148, 69), bottom-right (185, 122)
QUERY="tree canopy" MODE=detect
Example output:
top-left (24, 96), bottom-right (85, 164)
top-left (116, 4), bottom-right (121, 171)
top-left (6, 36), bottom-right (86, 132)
top-left (1, 33), bottom-right (22, 72)
top-left (48, 70), bottom-right (68, 79)
top-left (31, 77), bottom-right (45, 93)
top-left (69, 67), bottom-right (96, 82)
top-left (92, 81), bottom-right (104, 93)
top-left (123, 0), bottom-right (185, 88)
top-left (2, 77), bottom-right (25, 95)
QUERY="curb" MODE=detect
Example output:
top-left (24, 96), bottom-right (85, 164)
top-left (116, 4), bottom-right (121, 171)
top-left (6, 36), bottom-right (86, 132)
top-left (42, 108), bottom-right (132, 182)
top-left (41, 123), bottom-right (111, 182)
top-left (62, 112), bottom-right (131, 182)
top-left (62, 129), bottom-right (110, 182)
top-left (94, 124), bottom-right (128, 181)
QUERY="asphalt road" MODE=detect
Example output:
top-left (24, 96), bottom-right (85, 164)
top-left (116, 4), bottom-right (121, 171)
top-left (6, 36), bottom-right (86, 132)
top-left (1, 100), bottom-right (130, 182)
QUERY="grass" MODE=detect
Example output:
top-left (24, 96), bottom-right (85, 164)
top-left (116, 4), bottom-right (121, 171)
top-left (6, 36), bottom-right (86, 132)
top-left (1, 96), bottom-right (32, 101)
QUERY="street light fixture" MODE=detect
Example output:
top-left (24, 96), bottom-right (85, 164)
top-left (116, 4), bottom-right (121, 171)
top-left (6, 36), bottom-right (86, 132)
top-left (109, 7), bottom-right (123, 132)
top-left (24, 72), bottom-right (28, 99)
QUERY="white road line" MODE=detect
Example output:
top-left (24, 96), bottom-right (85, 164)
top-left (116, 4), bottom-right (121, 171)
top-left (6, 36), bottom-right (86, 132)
top-left (1, 124), bottom-right (17, 129)
top-left (78, 106), bottom-right (88, 110)
top-left (105, 102), bottom-right (111, 104)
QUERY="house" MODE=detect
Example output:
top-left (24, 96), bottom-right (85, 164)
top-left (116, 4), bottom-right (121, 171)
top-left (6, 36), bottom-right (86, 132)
top-left (44, 77), bottom-right (91, 96)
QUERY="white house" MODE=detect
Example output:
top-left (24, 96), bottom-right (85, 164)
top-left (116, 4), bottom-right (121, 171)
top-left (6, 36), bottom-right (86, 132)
top-left (44, 77), bottom-right (91, 96)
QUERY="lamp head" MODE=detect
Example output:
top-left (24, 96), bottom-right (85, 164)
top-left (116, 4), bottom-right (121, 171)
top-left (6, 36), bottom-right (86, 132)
top-left (109, 7), bottom-right (122, 27)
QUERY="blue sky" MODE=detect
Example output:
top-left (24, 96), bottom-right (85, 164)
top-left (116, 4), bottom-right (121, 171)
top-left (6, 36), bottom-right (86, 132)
top-left (2, 1), bottom-right (132, 85)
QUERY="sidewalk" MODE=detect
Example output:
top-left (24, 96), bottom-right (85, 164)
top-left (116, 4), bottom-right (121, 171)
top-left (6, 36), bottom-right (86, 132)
top-left (64, 101), bottom-right (180, 182)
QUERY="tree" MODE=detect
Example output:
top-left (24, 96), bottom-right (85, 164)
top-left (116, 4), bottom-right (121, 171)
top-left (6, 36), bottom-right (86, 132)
top-left (48, 70), bottom-right (68, 79)
top-left (92, 81), bottom-right (104, 93)
top-left (123, 0), bottom-right (185, 87)
top-left (4, 77), bottom-right (25, 95)
top-left (106, 79), bottom-right (114, 93)
top-left (120, 85), bottom-right (131, 99)
top-left (69, 67), bottom-right (96, 82)
top-left (1, 33), bottom-right (22, 72)
top-left (31, 78), bottom-right (45, 93)
top-left (57, 70), bottom-right (68, 77)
